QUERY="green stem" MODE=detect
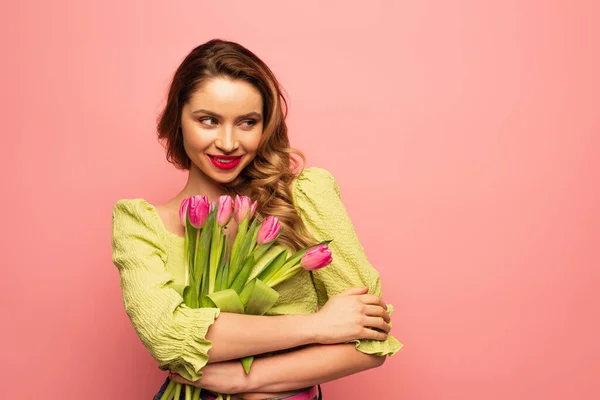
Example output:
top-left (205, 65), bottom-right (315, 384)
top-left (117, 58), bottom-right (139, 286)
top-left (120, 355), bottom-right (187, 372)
top-left (185, 384), bottom-right (192, 400)
top-left (208, 223), bottom-right (222, 294)
top-left (192, 387), bottom-right (202, 400)
top-left (194, 229), bottom-right (202, 272)
top-left (173, 382), bottom-right (182, 400)
top-left (159, 380), bottom-right (176, 400)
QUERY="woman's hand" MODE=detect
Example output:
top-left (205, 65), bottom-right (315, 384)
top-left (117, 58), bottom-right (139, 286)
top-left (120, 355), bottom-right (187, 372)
top-left (312, 287), bottom-right (391, 344)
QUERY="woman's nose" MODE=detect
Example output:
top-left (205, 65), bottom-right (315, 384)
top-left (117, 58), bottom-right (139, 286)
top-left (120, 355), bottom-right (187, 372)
top-left (215, 126), bottom-right (239, 153)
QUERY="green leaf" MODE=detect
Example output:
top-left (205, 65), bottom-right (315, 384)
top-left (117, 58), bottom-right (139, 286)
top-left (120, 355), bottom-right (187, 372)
top-left (218, 253), bottom-right (230, 292)
top-left (193, 230), bottom-right (203, 296)
top-left (240, 356), bottom-right (254, 374)
top-left (228, 217), bottom-right (259, 287)
top-left (197, 213), bottom-right (215, 299)
top-left (228, 217), bottom-right (249, 286)
top-left (206, 289), bottom-right (245, 314)
top-left (182, 284), bottom-right (198, 309)
top-left (244, 278), bottom-right (279, 315)
top-left (230, 255), bottom-right (256, 294)
top-left (243, 217), bottom-right (260, 258)
top-left (269, 240), bottom-right (333, 283)
top-left (239, 279), bottom-right (255, 306)
top-left (208, 215), bottom-right (222, 294)
top-left (186, 215), bottom-right (198, 276)
top-left (256, 249), bottom-right (289, 283)
top-left (251, 241), bottom-right (275, 264)
top-left (214, 237), bottom-right (228, 292)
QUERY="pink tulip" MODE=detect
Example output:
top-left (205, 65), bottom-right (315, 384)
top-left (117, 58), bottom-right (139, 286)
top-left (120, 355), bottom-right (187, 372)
top-left (217, 195), bottom-right (234, 227)
top-left (179, 197), bottom-right (191, 225)
top-left (301, 245), bottom-right (333, 271)
top-left (188, 195), bottom-right (210, 228)
top-left (234, 195), bottom-right (259, 223)
top-left (257, 216), bottom-right (281, 245)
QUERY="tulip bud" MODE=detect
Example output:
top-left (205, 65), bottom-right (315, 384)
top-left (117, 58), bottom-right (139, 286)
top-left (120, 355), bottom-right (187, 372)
top-left (234, 195), bottom-right (253, 223)
top-left (217, 195), bottom-right (234, 227)
top-left (250, 200), bottom-right (258, 219)
top-left (188, 195), bottom-right (210, 228)
top-left (301, 244), bottom-right (333, 271)
top-left (257, 216), bottom-right (281, 245)
top-left (179, 197), bottom-right (191, 225)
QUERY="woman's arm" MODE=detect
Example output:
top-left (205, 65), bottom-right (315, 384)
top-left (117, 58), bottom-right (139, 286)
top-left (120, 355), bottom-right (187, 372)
top-left (207, 287), bottom-right (390, 363)
top-left (112, 201), bottom-right (390, 381)
top-left (205, 313), bottom-right (315, 363)
top-left (170, 343), bottom-right (385, 396)
top-left (245, 343), bottom-right (385, 393)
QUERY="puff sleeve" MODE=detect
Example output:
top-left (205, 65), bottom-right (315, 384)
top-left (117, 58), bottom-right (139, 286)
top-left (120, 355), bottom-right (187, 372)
top-left (111, 199), bottom-right (220, 381)
top-left (292, 168), bottom-right (403, 357)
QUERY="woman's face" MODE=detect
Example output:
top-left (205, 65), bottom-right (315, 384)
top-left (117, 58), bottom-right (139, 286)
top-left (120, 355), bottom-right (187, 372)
top-left (180, 77), bottom-right (264, 184)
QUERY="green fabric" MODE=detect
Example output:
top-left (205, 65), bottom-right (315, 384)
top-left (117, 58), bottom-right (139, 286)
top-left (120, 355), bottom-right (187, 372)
top-left (111, 167), bottom-right (403, 382)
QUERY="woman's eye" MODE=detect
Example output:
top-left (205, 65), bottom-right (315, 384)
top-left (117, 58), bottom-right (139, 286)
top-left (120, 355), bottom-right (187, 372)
top-left (241, 120), bottom-right (257, 128)
top-left (200, 117), bottom-right (217, 126)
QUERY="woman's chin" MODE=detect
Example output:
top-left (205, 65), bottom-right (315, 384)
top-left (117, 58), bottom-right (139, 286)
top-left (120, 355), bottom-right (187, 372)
top-left (207, 170), bottom-right (241, 184)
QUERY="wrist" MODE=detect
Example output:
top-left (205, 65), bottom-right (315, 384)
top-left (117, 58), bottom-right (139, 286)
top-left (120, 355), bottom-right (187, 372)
top-left (236, 362), bottom-right (254, 393)
top-left (300, 314), bottom-right (320, 345)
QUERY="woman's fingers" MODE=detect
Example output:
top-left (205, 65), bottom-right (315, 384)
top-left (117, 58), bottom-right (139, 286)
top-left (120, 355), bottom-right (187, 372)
top-left (358, 293), bottom-right (388, 312)
top-left (169, 372), bottom-right (198, 388)
top-left (364, 316), bottom-right (391, 333)
top-left (358, 294), bottom-right (381, 305)
top-left (364, 305), bottom-right (391, 323)
top-left (361, 327), bottom-right (388, 341)
top-left (341, 287), bottom-right (369, 296)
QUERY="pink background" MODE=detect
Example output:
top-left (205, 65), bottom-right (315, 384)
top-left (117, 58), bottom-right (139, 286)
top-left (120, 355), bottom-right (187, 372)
top-left (2, 1), bottom-right (599, 399)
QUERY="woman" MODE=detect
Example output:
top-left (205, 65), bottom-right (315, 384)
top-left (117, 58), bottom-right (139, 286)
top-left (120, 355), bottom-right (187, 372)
top-left (111, 39), bottom-right (402, 400)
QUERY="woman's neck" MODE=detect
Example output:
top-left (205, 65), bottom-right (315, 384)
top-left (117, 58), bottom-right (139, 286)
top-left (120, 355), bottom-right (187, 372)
top-left (178, 164), bottom-right (229, 204)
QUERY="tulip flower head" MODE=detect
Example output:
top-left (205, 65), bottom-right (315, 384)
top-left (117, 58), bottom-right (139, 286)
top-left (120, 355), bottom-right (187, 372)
top-left (179, 197), bottom-right (191, 225)
top-left (234, 195), bottom-right (258, 223)
top-left (301, 244), bottom-right (333, 271)
top-left (217, 195), bottom-right (234, 227)
top-left (188, 195), bottom-right (211, 228)
top-left (257, 216), bottom-right (281, 245)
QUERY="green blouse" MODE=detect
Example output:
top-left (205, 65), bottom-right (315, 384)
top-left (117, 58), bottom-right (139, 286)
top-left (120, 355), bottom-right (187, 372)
top-left (111, 167), bottom-right (402, 381)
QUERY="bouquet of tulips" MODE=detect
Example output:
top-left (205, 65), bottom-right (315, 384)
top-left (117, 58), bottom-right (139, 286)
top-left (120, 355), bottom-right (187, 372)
top-left (160, 195), bottom-right (333, 400)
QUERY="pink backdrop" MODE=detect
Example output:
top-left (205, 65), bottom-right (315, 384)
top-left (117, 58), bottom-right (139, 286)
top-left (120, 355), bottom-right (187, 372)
top-left (2, 1), bottom-right (599, 399)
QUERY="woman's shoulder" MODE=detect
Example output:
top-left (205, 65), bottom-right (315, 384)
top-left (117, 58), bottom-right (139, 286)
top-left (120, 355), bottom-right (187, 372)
top-left (291, 166), bottom-right (342, 213)
top-left (112, 198), bottom-right (157, 220)
top-left (292, 166), bottom-right (338, 192)
top-left (111, 198), bottom-right (165, 239)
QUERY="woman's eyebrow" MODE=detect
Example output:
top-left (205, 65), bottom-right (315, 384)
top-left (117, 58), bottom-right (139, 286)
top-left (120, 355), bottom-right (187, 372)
top-left (192, 109), bottom-right (262, 119)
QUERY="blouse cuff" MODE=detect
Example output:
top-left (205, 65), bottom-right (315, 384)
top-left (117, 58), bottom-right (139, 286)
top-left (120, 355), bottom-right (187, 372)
top-left (350, 304), bottom-right (403, 357)
top-left (159, 306), bottom-right (221, 381)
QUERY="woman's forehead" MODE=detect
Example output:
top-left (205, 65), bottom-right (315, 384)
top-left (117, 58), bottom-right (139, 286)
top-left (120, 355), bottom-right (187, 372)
top-left (188, 77), bottom-right (263, 114)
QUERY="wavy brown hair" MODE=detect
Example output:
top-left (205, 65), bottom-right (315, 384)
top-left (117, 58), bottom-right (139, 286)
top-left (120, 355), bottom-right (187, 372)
top-left (157, 39), bottom-right (317, 251)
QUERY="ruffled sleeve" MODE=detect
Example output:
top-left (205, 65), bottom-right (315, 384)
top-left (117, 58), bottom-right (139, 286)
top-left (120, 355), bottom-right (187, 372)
top-left (292, 168), bottom-right (403, 357)
top-left (111, 199), bottom-right (220, 381)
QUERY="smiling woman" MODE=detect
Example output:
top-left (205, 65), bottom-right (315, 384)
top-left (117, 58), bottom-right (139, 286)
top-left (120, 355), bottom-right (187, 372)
top-left (111, 39), bottom-right (402, 400)
top-left (180, 79), bottom-right (264, 178)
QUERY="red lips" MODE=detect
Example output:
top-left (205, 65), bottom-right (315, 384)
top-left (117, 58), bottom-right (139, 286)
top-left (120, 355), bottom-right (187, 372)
top-left (207, 154), bottom-right (243, 170)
